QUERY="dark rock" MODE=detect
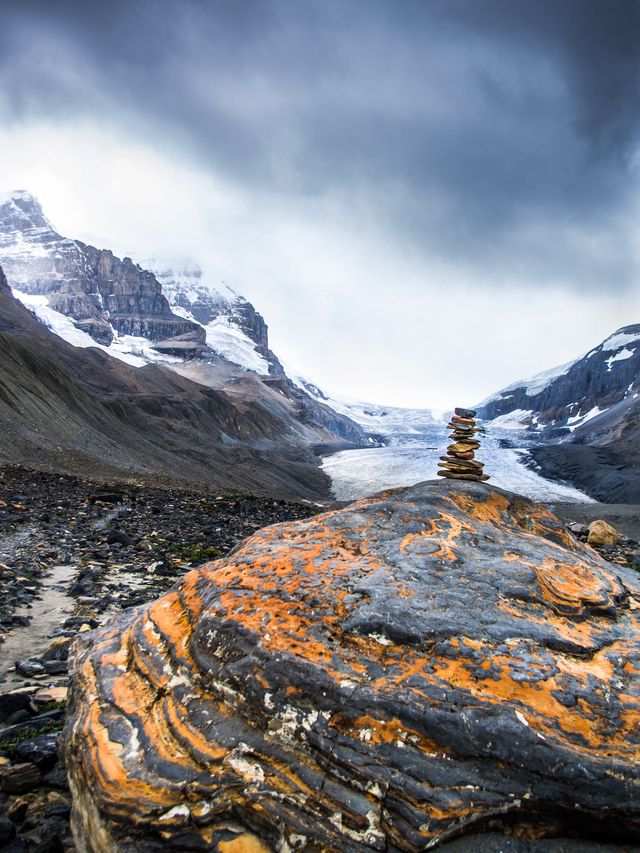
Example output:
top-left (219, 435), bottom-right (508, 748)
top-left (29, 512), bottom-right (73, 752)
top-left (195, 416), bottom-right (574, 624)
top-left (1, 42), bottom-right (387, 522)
top-left (14, 732), bottom-right (60, 772)
top-left (89, 493), bottom-right (126, 505)
top-left (64, 481), bottom-right (640, 851)
top-left (0, 692), bottom-right (34, 724)
top-left (2, 837), bottom-right (28, 853)
top-left (41, 764), bottom-right (69, 792)
top-left (0, 816), bottom-right (16, 844)
top-left (14, 659), bottom-right (45, 678)
top-left (6, 710), bottom-right (31, 726)
top-left (31, 832), bottom-right (65, 853)
top-left (0, 710), bottom-right (64, 741)
top-left (106, 530), bottom-right (133, 547)
top-left (42, 661), bottom-right (68, 675)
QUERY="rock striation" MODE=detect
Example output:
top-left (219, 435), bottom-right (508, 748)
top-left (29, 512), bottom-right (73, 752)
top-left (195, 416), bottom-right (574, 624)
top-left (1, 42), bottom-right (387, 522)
top-left (437, 407), bottom-right (489, 482)
top-left (64, 480), bottom-right (640, 851)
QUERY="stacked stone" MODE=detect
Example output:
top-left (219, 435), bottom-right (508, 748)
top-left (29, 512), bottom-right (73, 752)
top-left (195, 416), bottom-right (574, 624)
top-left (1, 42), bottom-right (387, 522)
top-left (437, 406), bottom-right (490, 482)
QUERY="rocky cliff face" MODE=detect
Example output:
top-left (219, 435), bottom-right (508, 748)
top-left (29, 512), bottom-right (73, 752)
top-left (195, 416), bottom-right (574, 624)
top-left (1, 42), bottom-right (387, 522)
top-left (477, 324), bottom-right (640, 437)
top-left (0, 192), bottom-right (204, 346)
top-left (64, 479), bottom-right (640, 851)
top-left (147, 258), bottom-right (285, 376)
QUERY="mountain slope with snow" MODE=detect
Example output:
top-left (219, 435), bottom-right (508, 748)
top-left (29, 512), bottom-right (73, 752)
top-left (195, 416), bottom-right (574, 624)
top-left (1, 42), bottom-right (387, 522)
top-left (477, 324), bottom-right (640, 437)
top-left (0, 191), bottom-right (368, 452)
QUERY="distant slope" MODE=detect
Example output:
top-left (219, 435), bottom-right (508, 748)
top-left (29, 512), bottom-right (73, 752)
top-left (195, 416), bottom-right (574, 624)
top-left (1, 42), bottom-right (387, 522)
top-left (530, 391), bottom-right (640, 503)
top-left (477, 325), bottom-right (640, 437)
top-left (0, 264), bottom-right (339, 499)
top-left (478, 323), bottom-right (640, 502)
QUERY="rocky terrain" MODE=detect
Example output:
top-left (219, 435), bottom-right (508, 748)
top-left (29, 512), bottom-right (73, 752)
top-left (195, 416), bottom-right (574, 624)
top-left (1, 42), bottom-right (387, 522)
top-left (0, 464), bottom-right (323, 852)
top-left (53, 479), bottom-right (640, 851)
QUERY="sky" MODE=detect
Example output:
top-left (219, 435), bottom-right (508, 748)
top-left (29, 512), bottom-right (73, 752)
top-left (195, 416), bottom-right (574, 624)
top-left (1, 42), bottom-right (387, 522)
top-left (0, 0), bottom-right (638, 408)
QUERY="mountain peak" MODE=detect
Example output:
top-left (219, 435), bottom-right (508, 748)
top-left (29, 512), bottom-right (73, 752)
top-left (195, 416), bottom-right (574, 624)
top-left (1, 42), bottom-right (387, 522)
top-left (0, 189), bottom-right (52, 232)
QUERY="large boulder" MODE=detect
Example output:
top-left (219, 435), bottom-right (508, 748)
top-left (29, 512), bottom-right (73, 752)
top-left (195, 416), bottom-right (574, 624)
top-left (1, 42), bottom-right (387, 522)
top-left (63, 481), bottom-right (640, 851)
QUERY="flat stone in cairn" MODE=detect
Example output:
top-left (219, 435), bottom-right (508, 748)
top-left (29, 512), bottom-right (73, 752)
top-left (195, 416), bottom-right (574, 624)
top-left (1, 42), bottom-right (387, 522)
top-left (438, 406), bottom-right (490, 483)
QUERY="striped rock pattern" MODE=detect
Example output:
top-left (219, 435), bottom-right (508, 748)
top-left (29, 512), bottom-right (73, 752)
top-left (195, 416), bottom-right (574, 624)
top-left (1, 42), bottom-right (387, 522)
top-left (63, 480), bottom-right (640, 851)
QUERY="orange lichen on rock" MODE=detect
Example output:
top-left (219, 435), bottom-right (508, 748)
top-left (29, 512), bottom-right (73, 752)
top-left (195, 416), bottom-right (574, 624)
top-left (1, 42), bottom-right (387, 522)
top-left (63, 479), bottom-right (640, 852)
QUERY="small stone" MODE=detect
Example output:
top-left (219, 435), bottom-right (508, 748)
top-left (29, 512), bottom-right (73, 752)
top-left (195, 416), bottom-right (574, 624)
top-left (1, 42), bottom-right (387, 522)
top-left (33, 687), bottom-right (68, 706)
top-left (448, 441), bottom-right (480, 454)
top-left (42, 637), bottom-right (72, 663)
top-left (6, 710), bottom-right (32, 726)
top-left (15, 732), bottom-right (60, 772)
top-left (0, 816), bottom-right (15, 844)
top-left (107, 530), bottom-right (133, 547)
top-left (454, 406), bottom-right (477, 418)
top-left (0, 762), bottom-right (42, 793)
top-left (15, 660), bottom-right (46, 678)
top-left (587, 520), bottom-right (622, 547)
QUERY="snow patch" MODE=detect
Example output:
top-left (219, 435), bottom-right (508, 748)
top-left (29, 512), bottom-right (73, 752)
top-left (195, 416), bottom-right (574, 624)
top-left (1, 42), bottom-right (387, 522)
top-left (204, 317), bottom-right (269, 373)
top-left (478, 358), bottom-right (577, 405)
top-left (601, 330), bottom-right (640, 352)
top-left (12, 289), bottom-right (173, 369)
top-left (566, 406), bottom-right (605, 431)
top-left (488, 409), bottom-right (534, 430)
top-left (606, 347), bottom-right (635, 370)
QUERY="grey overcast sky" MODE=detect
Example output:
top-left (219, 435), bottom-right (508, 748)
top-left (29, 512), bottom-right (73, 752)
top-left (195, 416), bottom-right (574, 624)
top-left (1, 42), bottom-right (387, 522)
top-left (0, 0), bottom-right (638, 408)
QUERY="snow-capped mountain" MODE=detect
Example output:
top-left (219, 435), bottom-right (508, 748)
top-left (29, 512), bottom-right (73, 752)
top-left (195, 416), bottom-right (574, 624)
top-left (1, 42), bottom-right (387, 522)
top-left (0, 191), bottom-right (203, 348)
top-left (0, 190), bottom-right (368, 449)
top-left (477, 324), bottom-right (640, 437)
top-left (288, 371), bottom-right (444, 437)
top-left (144, 258), bottom-right (284, 376)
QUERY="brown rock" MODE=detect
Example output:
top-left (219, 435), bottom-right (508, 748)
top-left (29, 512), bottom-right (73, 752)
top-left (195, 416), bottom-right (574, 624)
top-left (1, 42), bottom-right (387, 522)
top-left (448, 441), bottom-right (481, 454)
top-left (0, 762), bottom-right (42, 794)
top-left (437, 469), bottom-right (486, 481)
top-left (587, 519), bottom-right (622, 547)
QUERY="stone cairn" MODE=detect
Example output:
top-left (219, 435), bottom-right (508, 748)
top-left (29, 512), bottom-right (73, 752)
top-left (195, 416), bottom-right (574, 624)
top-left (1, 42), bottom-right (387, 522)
top-left (437, 406), bottom-right (490, 482)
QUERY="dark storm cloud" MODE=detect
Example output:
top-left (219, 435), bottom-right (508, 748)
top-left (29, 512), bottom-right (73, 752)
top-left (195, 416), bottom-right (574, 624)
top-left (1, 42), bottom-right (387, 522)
top-left (1, 0), bottom-right (638, 290)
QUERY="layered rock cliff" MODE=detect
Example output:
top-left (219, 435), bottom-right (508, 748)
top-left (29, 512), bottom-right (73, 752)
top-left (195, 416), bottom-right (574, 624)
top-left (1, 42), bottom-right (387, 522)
top-left (0, 191), bottom-right (204, 346)
top-left (64, 480), bottom-right (640, 851)
top-left (147, 258), bottom-right (284, 375)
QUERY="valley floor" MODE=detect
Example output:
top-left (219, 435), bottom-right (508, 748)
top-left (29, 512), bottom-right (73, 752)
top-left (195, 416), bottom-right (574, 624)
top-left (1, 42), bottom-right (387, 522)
top-left (322, 424), bottom-right (593, 503)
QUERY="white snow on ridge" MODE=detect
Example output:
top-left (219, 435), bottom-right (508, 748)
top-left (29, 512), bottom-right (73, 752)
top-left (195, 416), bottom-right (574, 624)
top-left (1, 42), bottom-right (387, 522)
top-left (601, 330), bottom-right (640, 352)
top-left (606, 347), bottom-right (635, 370)
top-left (478, 357), bottom-right (577, 406)
top-left (566, 405), bottom-right (605, 431)
top-left (487, 409), bottom-right (535, 430)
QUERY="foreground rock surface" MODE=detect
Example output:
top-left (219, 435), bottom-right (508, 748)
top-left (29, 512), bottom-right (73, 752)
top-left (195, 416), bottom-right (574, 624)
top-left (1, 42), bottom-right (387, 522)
top-left (64, 480), bottom-right (640, 851)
